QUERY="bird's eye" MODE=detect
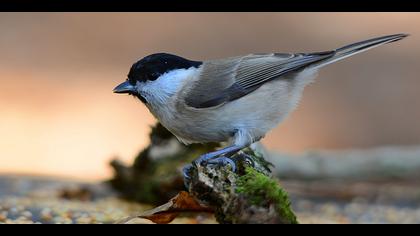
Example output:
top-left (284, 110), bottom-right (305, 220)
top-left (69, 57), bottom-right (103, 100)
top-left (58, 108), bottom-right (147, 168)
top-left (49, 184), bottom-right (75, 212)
top-left (150, 72), bottom-right (160, 78)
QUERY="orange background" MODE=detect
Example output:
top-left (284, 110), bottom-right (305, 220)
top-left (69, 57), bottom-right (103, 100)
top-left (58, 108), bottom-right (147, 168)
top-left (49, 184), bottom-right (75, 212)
top-left (0, 13), bottom-right (419, 180)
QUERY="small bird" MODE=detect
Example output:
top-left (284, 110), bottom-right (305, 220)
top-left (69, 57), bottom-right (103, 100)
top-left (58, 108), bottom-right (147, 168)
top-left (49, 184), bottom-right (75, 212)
top-left (114, 34), bottom-right (408, 172)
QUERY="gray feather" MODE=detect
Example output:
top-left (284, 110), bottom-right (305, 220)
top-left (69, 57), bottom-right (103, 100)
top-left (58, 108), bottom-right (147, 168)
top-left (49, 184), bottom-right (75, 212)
top-left (184, 33), bottom-right (408, 109)
top-left (311, 33), bottom-right (409, 69)
top-left (185, 52), bottom-right (334, 108)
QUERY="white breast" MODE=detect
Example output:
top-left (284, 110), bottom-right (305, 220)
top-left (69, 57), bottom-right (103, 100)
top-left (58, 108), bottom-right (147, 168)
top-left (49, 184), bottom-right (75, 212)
top-left (139, 67), bottom-right (199, 105)
top-left (137, 66), bottom-right (201, 139)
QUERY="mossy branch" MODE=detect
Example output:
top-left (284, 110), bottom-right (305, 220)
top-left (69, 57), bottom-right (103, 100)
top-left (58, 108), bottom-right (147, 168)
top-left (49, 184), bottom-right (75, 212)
top-left (110, 123), bottom-right (298, 224)
top-left (185, 149), bottom-right (298, 224)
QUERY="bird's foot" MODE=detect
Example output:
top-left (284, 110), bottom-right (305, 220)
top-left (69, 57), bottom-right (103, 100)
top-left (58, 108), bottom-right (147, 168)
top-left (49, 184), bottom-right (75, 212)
top-left (193, 152), bottom-right (216, 167)
top-left (184, 151), bottom-right (257, 188)
top-left (206, 156), bottom-right (237, 172)
top-left (193, 152), bottom-right (237, 172)
top-left (218, 151), bottom-right (257, 173)
top-left (193, 151), bottom-right (256, 173)
top-left (192, 145), bottom-right (244, 167)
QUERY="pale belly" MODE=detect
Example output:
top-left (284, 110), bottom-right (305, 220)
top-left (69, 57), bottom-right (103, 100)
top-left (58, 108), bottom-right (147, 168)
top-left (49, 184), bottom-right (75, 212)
top-left (154, 69), bottom-right (317, 145)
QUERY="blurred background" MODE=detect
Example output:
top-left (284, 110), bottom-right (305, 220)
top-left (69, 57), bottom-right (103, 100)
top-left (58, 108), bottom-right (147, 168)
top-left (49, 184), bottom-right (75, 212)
top-left (0, 13), bottom-right (419, 181)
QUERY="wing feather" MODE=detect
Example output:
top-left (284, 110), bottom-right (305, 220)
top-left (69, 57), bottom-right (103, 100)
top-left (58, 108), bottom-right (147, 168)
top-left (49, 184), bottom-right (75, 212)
top-left (183, 51), bottom-right (334, 109)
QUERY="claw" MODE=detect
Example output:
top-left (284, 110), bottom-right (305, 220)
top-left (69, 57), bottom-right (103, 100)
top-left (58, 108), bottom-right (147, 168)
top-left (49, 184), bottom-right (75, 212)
top-left (193, 153), bottom-right (213, 167)
top-left (207, 156), bottom-right (237, 172)
top-left (193, 145), bottom-right (244, 167)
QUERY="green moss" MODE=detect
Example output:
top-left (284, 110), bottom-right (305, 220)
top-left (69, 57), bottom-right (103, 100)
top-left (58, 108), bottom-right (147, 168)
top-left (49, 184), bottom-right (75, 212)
top-left (236, 167), bottom-right (298, 224)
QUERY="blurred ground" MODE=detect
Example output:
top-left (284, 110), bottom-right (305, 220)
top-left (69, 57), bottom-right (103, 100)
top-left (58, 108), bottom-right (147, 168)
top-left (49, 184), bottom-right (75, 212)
top-left (0, 175), bottom-right (215, 224)
top-left (1, 173), bottom-right (420, 224)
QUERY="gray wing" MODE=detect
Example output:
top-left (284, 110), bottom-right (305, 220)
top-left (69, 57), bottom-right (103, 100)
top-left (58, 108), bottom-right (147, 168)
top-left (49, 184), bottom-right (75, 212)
top-left (184, 51), bottom-right (335, 109)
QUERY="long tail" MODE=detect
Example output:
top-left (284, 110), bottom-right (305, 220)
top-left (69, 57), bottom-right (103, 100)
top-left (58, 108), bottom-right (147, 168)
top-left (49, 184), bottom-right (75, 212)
top-left (312, 33), bottom-right (409, 69)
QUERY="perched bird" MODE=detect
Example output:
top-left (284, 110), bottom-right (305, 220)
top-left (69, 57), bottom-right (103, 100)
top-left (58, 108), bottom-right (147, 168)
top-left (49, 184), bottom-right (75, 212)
top-left (114, 34), bottom-right (408, 172)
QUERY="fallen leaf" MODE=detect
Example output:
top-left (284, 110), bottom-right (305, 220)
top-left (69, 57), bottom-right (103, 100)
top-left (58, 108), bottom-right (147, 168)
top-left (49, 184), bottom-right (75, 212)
top-left (116, 191), bottom-right (213, 224)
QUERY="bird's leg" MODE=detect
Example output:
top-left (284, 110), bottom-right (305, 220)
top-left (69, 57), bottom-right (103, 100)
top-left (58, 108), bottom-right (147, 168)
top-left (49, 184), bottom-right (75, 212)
top-left (206, 156), bottom-right (238, 172)
top-left (194, 145), bottom-right (244, 164)
top-left (193, 144), bottom-right (246, 172)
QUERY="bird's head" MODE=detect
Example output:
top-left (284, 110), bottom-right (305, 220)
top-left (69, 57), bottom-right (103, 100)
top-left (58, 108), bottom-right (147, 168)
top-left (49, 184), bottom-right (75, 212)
top-left (113, 53), bottom-right (202, 104)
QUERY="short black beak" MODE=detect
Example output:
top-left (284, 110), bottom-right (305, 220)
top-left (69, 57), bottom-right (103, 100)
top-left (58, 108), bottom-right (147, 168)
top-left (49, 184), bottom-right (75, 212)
top-left (113, 81), bottom-right (136, 94)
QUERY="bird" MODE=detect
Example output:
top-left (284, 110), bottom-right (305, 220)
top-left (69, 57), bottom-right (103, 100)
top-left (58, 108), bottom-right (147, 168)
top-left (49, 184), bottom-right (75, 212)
top-left (113, 33), bottom-right (408, 173)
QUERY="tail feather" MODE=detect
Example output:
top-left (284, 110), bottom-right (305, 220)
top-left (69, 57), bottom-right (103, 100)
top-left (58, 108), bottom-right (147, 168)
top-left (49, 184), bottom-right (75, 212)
top-left (312, 33), bottom-right (409, 69)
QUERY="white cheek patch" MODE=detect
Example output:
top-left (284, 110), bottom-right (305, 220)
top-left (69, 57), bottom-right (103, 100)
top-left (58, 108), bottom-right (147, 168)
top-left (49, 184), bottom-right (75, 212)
top-left (138, 67), bottom-right (199, 104)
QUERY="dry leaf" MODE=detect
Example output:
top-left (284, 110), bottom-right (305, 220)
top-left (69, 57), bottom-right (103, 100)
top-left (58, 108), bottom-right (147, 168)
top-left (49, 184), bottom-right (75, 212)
top-left (116, 191), bottom-right (213, 224)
